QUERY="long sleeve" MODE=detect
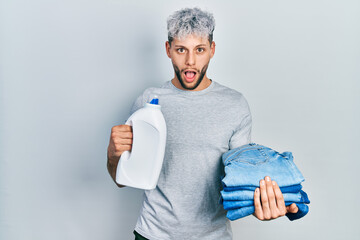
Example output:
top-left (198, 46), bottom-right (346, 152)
top-left (228, 97), bottom-right (252, 150)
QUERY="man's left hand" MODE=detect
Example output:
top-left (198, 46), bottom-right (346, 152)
top-left (253, 176), bottom-right (299, 221)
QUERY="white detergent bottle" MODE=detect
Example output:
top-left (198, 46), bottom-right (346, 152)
top-left (116, 95), bottom-right (167, 190)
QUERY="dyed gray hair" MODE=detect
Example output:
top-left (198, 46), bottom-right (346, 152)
top-left (167, 7), bottom-right (215, 45)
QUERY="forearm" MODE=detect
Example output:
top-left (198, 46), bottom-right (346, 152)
top-left (107, 155), bottom-right (126, 188)
top-left (107, 124), bottom-right (133, 188)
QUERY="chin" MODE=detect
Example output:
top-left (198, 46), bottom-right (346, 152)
top-left (180, 78), bottom-right (202, 90)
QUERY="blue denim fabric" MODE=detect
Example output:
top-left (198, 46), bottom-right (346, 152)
top-left (222, 184), bottom-right (302, 192)
top-left (222, 190), bottom-right (310, 210)
top-left (219, 183), bottom-right (303, 204)
top-left (286, 204), bottom-right (309, 221)
top-left (221, 190), bottom-right (303, 202)
top-left (223, 200), bottom-right (301, 210)
top-left (226, 203), bottom-right (309, 221)
top-left (220, 143), bottom-right (310, 221)
top-left (223, 200), bottom-right (254, 209)
top-left (221, 143), bottom-right (305, 188)
top-left (226, 206), bottom-right (254, 220)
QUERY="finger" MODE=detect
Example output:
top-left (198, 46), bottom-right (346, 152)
top-left (121, 131), bottom-right (133, 139)
top-left (111, 131), bottom-right (133, 140)
top-left (108, 144), bottom-right (132, 160)
top-left (112, 125), bottom-right (133, 133)
top-left (286, 203), bottom-right (299, 213)
top-left (266, 177), bottom-right (280, 218)
top-left (259, 179), bottom-right (271, 219)
top-left (265, 176), bottom-right (278, 218)
top-left (115, 144), bottom-right (132, 154)
top-left (272, 180), bottom-right (286, 216)
top-left (253, 188), bottom-right (264, 220)
top-left (114, 138), bottom-right (133, 145)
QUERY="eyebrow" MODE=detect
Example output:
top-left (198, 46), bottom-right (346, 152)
top-left (174, 44), bottom-right (208, 48)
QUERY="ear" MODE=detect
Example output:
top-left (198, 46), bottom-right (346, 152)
top-left (210, 41), bottom-right (215, 59)
top-left (165, 41), bottom-right (171, 58)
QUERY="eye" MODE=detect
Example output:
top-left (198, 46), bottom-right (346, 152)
top-left (177, 48), bottom-right (185, 53)
top-left (197, 48), bottom-right (204, 53)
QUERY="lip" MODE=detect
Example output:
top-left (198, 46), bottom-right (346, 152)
top-left (182, 69), bottom-right (198, 73)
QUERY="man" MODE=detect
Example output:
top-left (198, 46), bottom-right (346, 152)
top-left (107, 7), bottom-right (299, 240)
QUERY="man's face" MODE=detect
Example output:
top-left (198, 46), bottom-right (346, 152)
top-left (166, 34), bottom-right (215, 90)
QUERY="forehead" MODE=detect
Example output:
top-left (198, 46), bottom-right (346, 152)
top-left (172, 34), bottom-right (209, 47)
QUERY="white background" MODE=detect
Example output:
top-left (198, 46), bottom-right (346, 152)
top-left (1, 0), bottom-right (359, 239)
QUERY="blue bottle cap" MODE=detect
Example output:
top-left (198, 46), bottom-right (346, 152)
top-left (149, 98), bottom-right (159, 105)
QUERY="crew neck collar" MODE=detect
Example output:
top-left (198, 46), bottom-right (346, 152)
top-left (168, 79), bottom-right (215, 95)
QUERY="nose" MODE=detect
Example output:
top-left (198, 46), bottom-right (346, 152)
top-left (185, 51), bottom-right (195, 66)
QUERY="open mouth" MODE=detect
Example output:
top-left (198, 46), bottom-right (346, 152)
top-left (183, 70), bottom-right (197, 83)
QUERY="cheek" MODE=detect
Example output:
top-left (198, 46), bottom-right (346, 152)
top-left (171, 59), bottom-right (179, 67)
top-left (198, 55), bottom-right (211, 65)
top-left (171, 56), bottom-right (184, 66)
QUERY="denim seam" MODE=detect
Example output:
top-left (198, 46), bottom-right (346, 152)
top-left (230, 151), bottom-right (269, 166)
top-left (225, 144), bottom-right (277, 166)
top-left (224, 146), bottom-right (256, 165)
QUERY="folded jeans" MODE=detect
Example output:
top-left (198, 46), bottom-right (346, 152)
top-left (221, 190), bottom-right (305, 202)
top-left (222, 184), bottom-right (302, 192)
top-left (222, 190), bottom-right (310, 210)
top-left (223, 200), bottom-right (303, 210)
top-left (226, 203), bottom-right (309, 221)
top-left (222, 144), bottom-right (305, 188)
top-left (220, 143), bottom-right (310, 221)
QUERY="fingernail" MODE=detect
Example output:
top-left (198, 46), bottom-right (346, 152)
top-left (266, 176), bottom-right (270, 181)
top-left (272, 181), bottom-right (276, 186)
top-left (260, 180), bottom-right (265, 185)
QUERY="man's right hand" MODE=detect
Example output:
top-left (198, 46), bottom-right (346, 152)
top-left (108, 125), bottom-right (133, 161)
top-left (107, 125), bottom-right (133, 187)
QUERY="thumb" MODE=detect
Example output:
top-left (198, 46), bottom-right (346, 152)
top-left (286, 203), bottom-right (299, 213)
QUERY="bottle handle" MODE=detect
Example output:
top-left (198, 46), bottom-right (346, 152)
top-left (119, 119), bottom-right (133, 163)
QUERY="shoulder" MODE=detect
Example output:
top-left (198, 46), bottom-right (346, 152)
top-left (130, 81), bottom-right (173, 114)
top-left (137, 81), bottom-right (173, 102)
top-left (212, 81), bottom-right (250, 107)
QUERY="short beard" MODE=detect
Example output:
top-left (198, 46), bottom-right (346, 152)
top-left (173, 64), bottom-right (209, 90)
